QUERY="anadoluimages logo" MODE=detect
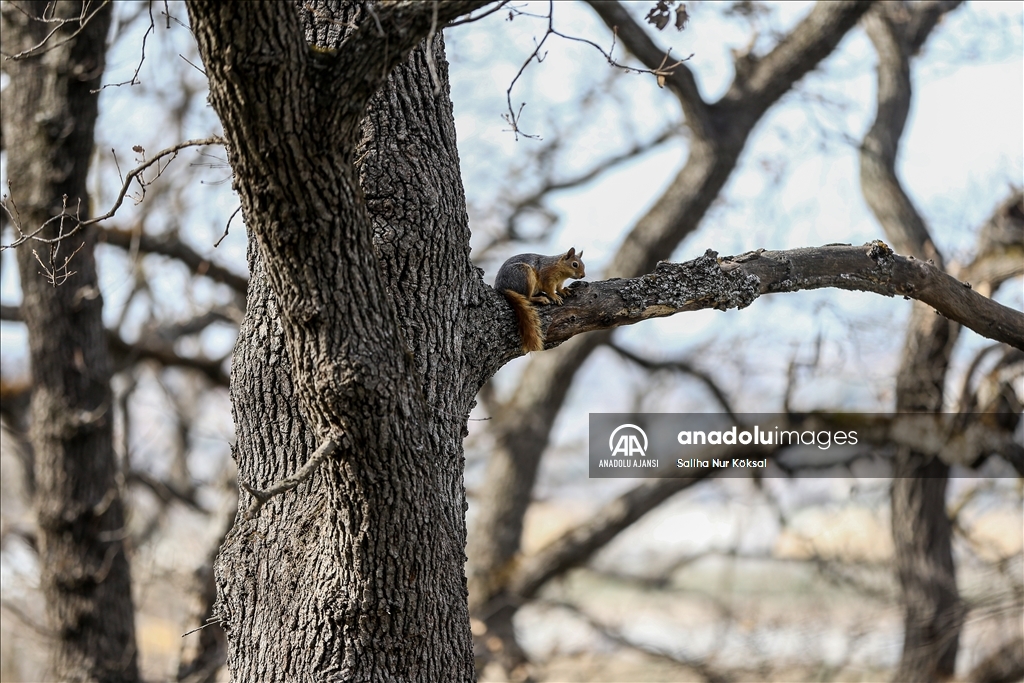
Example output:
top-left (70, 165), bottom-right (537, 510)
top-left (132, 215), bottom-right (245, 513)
top-left (609, 424), bottom-right (648, 457)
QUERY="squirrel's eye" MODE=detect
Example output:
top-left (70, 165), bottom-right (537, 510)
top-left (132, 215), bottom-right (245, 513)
top-left (572, 262), bottom-right (579, 268)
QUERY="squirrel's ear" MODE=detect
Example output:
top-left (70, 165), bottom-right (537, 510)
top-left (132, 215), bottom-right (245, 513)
top-left (565, 247), bottom-right (576, 259)
top-left (577, 250), bottom-right (584, 260)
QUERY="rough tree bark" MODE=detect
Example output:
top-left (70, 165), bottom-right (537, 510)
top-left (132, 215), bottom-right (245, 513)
top-left (1, 2), bottom-right (140, 681)
top-left (185, 1), bottom-right (488, 679)
top-left (179, 1), bottom-right (1020, 680)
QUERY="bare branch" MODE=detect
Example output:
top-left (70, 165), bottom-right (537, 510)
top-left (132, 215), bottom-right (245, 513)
top-left (150, 307), bottom-right (239, 341)
top-left (241, 435), bottom-right (340, 521)
top-left (89, 137), bottom-right (226, 226)
top-left (446, 0), bottom-right (510, 27)
top-left (98, 224), bottom-right (248, 295)
top-left (537, 598), bottom-right (734, 683)
top-left (956, 343), bottom-right (1005, 414)
top-left (906, 0), bottom-right (965, 54)
top-left (531, 243), bottom-right (1024, 352)
top-left (959, 190), bottom-right (1024, 295)
top-left (214, 205), bottom-right (242, 248)
top-left (1, 0), bottom-right (112, 60)
top-left (1, 137), bottom-right (225, 251)
top-left (504, 1), bottom-right (692, 140)
top-left (608, 341), bottom-right (737, 420)
top-left (94, 0), bottom-right (156, 91)
top-left (0, 304), bottom-right (20, 320)
top-left (508, 468), bottom-right (718, 599)
top-left (861, 5), bottom-right (943, 263)
top-left (729, 1), bottom-right (876, 113)
top-left (586, 0), bottom-right (710, 138)
top-left (967, 636), bottom-right (1024, 683)
top-left (515, 126), bottom-right (679, 228)
top-left (107, 329), bottom-right (230, 386)
top-left (127, 470), bottom-right (208, 513)
top-left (0, 599), bottom-right (51, 638)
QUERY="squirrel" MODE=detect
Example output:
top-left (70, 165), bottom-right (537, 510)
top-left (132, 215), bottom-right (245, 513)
top-left (494, 247), bottom-right (586, 353)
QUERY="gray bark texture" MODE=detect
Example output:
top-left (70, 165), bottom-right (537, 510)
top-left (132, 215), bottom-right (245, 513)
top-left (0, 1), bottom-right (140, 681)
top-left (185, 1), bottom-right (488, 679)
top-left (175, 1), bottom-right (1019, 680)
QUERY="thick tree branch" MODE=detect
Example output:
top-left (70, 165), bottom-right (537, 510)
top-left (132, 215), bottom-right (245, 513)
top-left (197, 0), bottom-right (492, 145)
top-left (98, 225), bottom-right (249, 295)
top-left (860, 2), bottom-right (962, 263)
top-left (968, 636), bottom-right (1024, 683)
top-left (906, 0), bottom-right (964, 54)
top-left (858, 4), bottom-right (966, 679)
top-left (1, 304), bottom-right (232, 385)
top-left (509, 471), bottom-right (715, 600)
top-left (959, 191), bottom-right (1024, 295)
top-left (328, 0), bottom-right (492, 87)
top-left (530, 243), bottom-right (1024, 351)
top-left (0, 303), bottom-right (22, 321)
top-left (585, 0), bottom-right (710, 138)
top-left (107, 330), bottom-right (230, 386)
top-left (472, 2), bottom-right (923, 628)
top-left (727, 1), bottom-right (873, 113)
top-left (600, 0), bottom-right (874, 281)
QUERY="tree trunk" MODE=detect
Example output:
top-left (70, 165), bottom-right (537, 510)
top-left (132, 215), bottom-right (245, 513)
top-left (187, 2), bottom-right (485, 678)
top-left (860, 4), bottom-right (966, 680)
top-left (0, 2), bottom-right (140, 681)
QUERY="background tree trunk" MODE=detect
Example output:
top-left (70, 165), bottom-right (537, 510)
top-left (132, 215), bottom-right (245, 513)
top-left (859, 4), bottom-right (966, 679)
top-left (0, 2), bottom-right (140, 681)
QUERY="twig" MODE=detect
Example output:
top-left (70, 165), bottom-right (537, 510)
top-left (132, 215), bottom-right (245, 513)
top-left (501, 1), bottom-right (691, 139)
top-left (179, 53), bottom-right (206, 76)
top-left (214, 206), bottom-right (241, 248)
top-left (446, 1), bottom-right (511, 27)
top-left (0, 599), bottom-right (52, 638)
top-left (94, 0), bottom-right (155, 91)
top-left (241, 435), bottom-right (340, 520)
top-left (2, 0), bottom-right (112, 60)
top-left (181, 617), bottom-right (225, 638)
top-left (1, 137), bottom-right (224, 252)
top-left (33, 240), bottom-right (84, 286)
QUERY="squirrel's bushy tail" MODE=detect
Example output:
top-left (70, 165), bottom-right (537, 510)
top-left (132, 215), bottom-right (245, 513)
top-left (503, 290), bottom-right (543, 353)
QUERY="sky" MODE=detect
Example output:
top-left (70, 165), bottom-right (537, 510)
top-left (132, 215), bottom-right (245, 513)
top-left (0, 3), bottom-right (1021, 678)
top-left (445, 0), bottom-right (1023, 418)
top-left (2, 2), bottom-right (1021, 387)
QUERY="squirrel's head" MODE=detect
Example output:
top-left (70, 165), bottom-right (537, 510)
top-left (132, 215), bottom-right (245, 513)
top-left (563, 248), bottom-right (585, 279)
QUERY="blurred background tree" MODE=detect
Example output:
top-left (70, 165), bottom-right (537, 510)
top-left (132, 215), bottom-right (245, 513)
top-left (1, 1), bottom-right (1021, 681)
